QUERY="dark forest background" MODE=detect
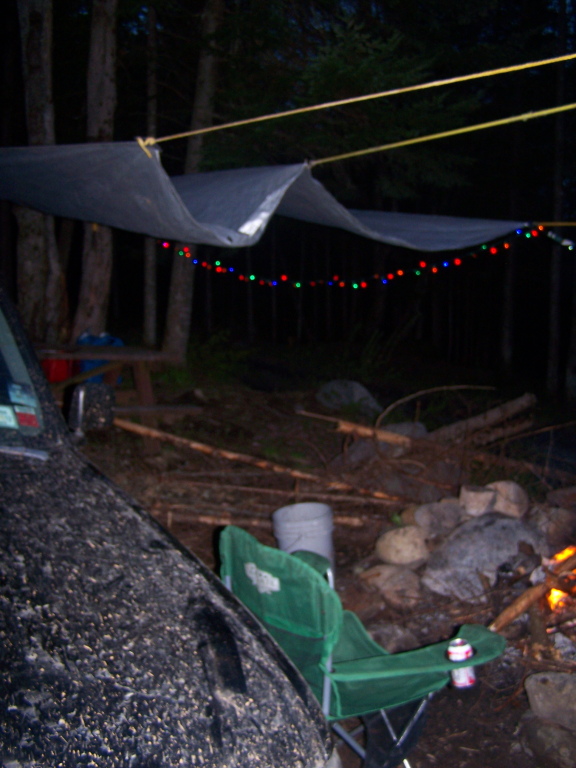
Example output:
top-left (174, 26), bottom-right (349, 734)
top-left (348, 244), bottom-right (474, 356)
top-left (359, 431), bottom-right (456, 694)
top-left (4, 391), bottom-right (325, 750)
top-left (2, 0), bottom-right (576, 399)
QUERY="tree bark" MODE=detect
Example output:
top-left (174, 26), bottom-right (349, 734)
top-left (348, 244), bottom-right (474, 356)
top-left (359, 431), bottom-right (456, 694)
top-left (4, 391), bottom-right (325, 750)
top-left (162, 0), bottom-right (224, 361)
top-left (16, 0), bottom-right (68, 343)
top-left (72, 0), bottom-right (117, 341)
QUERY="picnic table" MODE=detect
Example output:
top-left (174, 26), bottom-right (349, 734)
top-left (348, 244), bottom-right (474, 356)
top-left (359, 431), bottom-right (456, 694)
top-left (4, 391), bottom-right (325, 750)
top-left (36, 345), bottom-right (180, 426)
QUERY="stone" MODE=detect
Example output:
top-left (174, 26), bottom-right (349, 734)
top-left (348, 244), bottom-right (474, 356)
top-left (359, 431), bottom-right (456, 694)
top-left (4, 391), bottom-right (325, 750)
top-left (553, 632), bottom-right (576, 661)
top-left (385, 421), bottom-right (429, 439)
top-left (316, 380), bottom-right (382, 419)
top-left (486, 480), bottom-right (529, 518)
top-left (374, 421), bottom-right (428, 458)
top-left (525, 672), bottom-right (576, 732)
top-left (375, 526), bottom-right (429, 568)
top-left (366, 621), bottom-right (420, 652)
top-left (330, 438), bottom-right (376, 470)
top-left (458, 484), bottom-right (496, 516)
top-left (526, 504), bottom-right (576, 553)
top-left (519, 711), bottom-right (576, 768)
top-left (421, 513), bottom-right (547, 603)
top-left (359, 563), bottom-right (422, 609)
top-left (547, 486), bottom-right (576, 512)
top-left (374, 468), bottom-right (445, 504)
top-left (413, 499), bottom-right (464, 538)
top-left (400, 504), bottom-right (419, 526)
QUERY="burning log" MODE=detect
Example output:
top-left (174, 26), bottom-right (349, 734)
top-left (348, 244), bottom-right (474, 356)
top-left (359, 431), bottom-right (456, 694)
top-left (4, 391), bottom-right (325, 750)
top-left (489, 550), bottom-right (576, 633)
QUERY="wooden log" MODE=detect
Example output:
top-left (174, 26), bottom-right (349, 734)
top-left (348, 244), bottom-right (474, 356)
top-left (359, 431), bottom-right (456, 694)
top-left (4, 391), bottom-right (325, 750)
top-left (469, 417), bottom-right (534, 446)
top-left (489, 552), bottom-right (576, 632)
top-left (151, 503), bottom-right (368, 528)
top-left (114, 417), bottom-right (403, 502)
top-left (430, 393), bottom-right (537, 444)
top-left (156, 477), bottom-right (393, 506)
top-left (297, 409), bottom-right (411, 447)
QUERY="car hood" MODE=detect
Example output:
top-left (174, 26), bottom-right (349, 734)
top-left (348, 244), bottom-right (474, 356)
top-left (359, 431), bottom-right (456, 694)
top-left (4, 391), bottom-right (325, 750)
top-left (0, 445), bottom-right (331, 766)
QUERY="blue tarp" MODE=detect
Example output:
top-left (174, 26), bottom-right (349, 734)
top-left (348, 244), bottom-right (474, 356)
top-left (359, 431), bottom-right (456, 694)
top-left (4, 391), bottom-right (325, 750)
top-left (0, 141), bottom-right (528, 251)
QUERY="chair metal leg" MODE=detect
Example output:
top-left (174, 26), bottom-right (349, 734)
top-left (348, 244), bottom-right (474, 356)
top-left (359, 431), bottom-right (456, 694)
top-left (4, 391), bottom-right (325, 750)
top-left (362, 696), bottom-right (430, 768)
top-left (332, 722), bottom-right (366, 760)
top-left (379, 709), bottom-right (411, 768)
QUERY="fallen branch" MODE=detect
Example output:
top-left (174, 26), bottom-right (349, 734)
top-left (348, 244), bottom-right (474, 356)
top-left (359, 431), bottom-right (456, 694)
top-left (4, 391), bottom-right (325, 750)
top-left (430, 393), bottom-right (537, 444)
top-left (489, 552), bottom-right (576, 633)
top-left (156, 477), bottom-right (394, 506)
top-left (297, 409), bottom-right (411, 448)
top-left (468, 417), bottom-right (534, 446)
top-left (152, 502), bottom-right (368, 528)
top-left (114, 418), bottom-right (402, 502)
top-left (374, 384), bottom-right (496, 428)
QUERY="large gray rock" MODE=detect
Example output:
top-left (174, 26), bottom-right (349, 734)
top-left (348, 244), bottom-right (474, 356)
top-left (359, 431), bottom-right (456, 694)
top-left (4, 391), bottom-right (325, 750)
top-left (316, 380), bottom-right (382, 418)
top-left (525, 672), bottom-right (576, 732)
top-left (519, 711), bottom-right (576, 768)
top-left (421, 513), bottom-right (547, 602)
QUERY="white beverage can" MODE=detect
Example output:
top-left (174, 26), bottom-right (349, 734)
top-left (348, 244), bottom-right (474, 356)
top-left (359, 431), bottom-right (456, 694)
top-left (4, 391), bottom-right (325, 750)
top-left (447, 638), bottom-right (476, 688)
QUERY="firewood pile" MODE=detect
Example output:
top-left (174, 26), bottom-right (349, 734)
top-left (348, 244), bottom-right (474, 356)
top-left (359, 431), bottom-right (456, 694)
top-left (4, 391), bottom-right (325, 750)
top-left (113, 387), bottom-right (576, 658)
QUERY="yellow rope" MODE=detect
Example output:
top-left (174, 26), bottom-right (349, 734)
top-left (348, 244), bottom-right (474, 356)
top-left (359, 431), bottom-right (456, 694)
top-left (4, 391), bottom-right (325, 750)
top-left (139, 52), bottom-right (576, 148)
top-left (309, 102), bottom-right (576, 166)
top-left (536, 221), bottom-right (576, 226)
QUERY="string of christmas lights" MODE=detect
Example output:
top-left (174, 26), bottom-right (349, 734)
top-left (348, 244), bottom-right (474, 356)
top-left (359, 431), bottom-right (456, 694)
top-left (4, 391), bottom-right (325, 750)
top-left (159, 225), bottom-right (573, 289)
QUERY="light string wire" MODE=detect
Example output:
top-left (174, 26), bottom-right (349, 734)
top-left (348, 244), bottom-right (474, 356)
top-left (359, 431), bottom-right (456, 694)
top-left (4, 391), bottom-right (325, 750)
top-left (138, 52), bottom-right (576, 149)
top-left (162, 225), bottom-right (572, 290)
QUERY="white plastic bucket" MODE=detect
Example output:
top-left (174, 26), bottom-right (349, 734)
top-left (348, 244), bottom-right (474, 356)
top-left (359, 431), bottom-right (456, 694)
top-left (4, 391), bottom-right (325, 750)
top-left (272, 502), bottom-right (334, 567)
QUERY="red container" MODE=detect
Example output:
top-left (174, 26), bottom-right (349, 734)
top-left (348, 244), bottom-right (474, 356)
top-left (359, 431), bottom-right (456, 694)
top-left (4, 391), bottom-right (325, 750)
top-left (41, 358), bottom-right (73, 384)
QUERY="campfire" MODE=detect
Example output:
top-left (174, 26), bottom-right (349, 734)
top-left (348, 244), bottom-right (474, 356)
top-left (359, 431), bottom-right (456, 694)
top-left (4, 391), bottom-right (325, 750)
top-left (546, 545), bottom-right (576, 611)
top-left (490, 545), bottom-right (576, 636)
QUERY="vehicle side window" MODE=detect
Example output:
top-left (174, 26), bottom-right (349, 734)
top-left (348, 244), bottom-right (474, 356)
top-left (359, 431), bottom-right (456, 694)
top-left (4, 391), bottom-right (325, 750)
top-left (0, 310), bottom-right (43, 435)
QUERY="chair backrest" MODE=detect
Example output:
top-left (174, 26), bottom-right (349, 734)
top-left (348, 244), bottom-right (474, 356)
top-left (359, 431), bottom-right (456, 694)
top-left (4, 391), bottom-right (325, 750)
top-left (219, 525), bottom-right (342, 700)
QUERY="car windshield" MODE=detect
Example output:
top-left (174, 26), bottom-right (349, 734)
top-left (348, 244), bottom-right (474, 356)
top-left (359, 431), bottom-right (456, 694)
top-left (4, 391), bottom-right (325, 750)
top-left (0, 304), bottom-right (44, 445)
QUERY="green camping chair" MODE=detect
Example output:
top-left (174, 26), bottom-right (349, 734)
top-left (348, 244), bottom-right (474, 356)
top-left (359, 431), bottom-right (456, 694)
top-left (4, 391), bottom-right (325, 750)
top-left (219, 525), bottom-right (506, 768)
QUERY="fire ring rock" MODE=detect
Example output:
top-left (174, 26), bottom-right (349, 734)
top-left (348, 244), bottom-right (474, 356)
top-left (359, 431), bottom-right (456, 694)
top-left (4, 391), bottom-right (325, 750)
top-left (375, 525), bottom-right (429, 569)
top-left (486, 480), bottom-right (530, 518)
top-left (359, 563), bottom-right (423, 609)
top-left (421, 513), bottom-right (548, 603)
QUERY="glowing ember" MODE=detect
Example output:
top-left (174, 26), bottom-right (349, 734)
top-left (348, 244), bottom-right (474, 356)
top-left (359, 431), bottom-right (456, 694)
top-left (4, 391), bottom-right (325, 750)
top-left (548, 588), bottom-right (569, 611)
top-left (547, 545), bottom-right (576, 610)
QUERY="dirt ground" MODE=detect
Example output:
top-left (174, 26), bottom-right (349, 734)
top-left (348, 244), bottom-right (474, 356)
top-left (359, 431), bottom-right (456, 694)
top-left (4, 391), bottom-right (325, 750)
top-left (79, 378), bottom-right (572, 768)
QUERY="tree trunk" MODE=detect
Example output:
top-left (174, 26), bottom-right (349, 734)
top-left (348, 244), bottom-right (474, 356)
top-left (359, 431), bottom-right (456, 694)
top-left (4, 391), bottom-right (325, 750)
top-left (16, 0), bottom-right (68, 343)
top-left (162, 0), bottom-right (224, 361)
top-left (71, 0), bottom-right (117, 341)
top-left (143, 5), bottom-right (158, 348)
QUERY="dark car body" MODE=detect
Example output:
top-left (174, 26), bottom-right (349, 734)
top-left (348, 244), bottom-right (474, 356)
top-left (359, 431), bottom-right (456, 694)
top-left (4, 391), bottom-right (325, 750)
top-left (0, 286), bottom-right (334, 767)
